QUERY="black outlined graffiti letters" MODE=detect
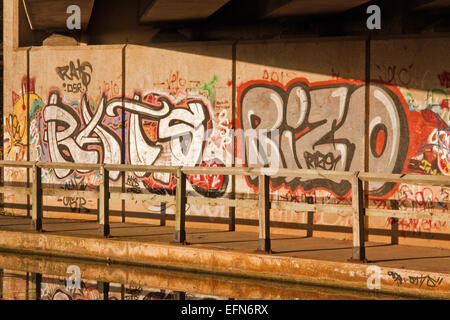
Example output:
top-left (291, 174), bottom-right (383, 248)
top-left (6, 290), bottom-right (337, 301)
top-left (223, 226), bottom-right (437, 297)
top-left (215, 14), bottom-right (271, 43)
top-left (239, 79), bottom-right (409, 197)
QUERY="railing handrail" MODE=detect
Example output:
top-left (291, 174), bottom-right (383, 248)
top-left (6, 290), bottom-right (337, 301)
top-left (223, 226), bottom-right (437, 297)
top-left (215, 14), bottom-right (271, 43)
top-left (0, 160), bottom-right (36, 168)
top-left (0, 160), bottom-right (448, 186)
top-left (358, 172), bottom-right (450, 186)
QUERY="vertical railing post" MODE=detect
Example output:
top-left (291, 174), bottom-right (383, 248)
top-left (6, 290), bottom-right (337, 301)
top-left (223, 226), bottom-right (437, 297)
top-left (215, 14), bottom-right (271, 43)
top-left (228, 206), bottom-right (236, 231)
top-left (0, 269), bottom-right (3, 300)
top-left (0, 166), bottom-right (3, 214)
top-left (160, 202), bottom-right (166, 226)
top-left (174, 291), bottom-right (186, 300)
top-left (306, 195), bottom-right (314, 237)
top-left (31, 163), bottom-right (43, 231)
top-left (390, 200), bottom-right (399, 245)
top-left (258, 174), bottom-right (271, 253)
top-left (0, 166), bottom-right (5, 213)
top-left (26, 272), bottom-right (30, 300)
top-left (174, 167), bottom-right (187, 244)
top-left (99, 165), bottom-right (110, 237)
top-left (34, 273), bottom-right (42, 301)
top-left (120, 284), bottom-right (125, 300)
top-left (121, 171), bottom-right (126, 223)
top-left (228, 175), bottom-right (235, 231)
top-left (27, 167), bottom-right (31, 217)
top-left (351, 171), bottom-right (366, 261)
top-left (99, 281), bottom-right (110, 300)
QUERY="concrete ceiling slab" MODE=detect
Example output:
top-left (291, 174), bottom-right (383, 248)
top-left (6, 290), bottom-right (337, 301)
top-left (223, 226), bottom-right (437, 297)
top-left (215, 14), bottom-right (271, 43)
top-left (262, 0), bottom-right (372, 17)
top-left (139, 0), bottom-right (231, 23)
top-left (22, 0), bottom-right (95, 31)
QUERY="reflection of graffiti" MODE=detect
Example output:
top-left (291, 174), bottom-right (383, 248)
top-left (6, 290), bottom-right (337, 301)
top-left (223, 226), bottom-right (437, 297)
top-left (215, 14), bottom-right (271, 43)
top-left (387, 271), bottom-right (444, 288)
top-left (123, 281), bottom-right (174, 300)
top-left (34, 89), bottom-right (229, 197)
top-left (56, 59), bottom-right (93, 92)
top-left (238, 79), bottom-right (409, 197)
top-left (143, 291), bottom-right (174, 300)
top-left (125, 281), bottom-right (143, 300)
top-left (41, 280), bottom-right (117, 300)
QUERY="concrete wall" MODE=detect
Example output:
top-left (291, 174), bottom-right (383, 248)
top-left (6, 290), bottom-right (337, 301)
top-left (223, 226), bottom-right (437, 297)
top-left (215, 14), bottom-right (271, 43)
top-left (3, 1), bottom-right (450, 247)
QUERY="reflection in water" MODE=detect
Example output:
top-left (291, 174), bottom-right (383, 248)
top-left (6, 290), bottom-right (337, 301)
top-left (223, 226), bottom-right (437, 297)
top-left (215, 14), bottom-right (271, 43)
top-left (0, 253), bottom-right (409, 300)
top-left (0, 270), bottom-right (222, 301)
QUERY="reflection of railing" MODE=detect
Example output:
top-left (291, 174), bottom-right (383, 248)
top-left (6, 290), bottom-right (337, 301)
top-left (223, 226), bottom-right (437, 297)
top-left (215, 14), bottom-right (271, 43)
top-left (0, 160), bottom-right (449, 262)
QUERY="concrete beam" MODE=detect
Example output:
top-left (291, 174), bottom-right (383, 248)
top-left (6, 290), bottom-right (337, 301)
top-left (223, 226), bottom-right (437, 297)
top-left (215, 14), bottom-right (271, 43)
top-left (22, 0), bottom-right (95, 31)
top-left (261, 0), bottom-right (372, 18)
top-left (139, 0), bottom-right (231, 23)
top-left (412, 0), bottom-right (450, 11)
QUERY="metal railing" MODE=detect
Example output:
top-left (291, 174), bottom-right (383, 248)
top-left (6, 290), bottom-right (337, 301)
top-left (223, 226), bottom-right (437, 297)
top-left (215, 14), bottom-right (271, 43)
top-left (0, 160), bottom-right (449, 262)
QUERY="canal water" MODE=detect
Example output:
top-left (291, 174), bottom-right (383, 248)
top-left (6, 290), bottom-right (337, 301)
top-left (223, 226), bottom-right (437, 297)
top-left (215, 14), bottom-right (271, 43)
top-left (0, 251), bottom-right (411, 300)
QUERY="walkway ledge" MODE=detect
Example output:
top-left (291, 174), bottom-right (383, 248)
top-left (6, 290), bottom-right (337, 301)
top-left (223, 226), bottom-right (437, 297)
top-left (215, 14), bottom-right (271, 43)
top-left (0, 229), bottom-right (448, 299)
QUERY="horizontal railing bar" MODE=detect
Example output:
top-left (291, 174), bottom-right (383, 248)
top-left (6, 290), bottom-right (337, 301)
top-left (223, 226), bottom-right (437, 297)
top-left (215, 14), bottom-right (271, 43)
top-left (271, 201), bottom-right (354, 214)
top-left (182, 166), bottom-right (251, 175)
top-left (104, 164), bottom-right (178, 173)
top-left (0, 161), bottom-right (35, 168)
top-left (359, 172), bottom-right (450, 186)
top-left (37, 162), bottom-right (102, 170)
top-left (186, 196), bottom-right (259, 208)
top-left (366, 208), bottom-right (450, 222)
top-left (109, 192), bottom-right (176, 203)
top-left (271, 168), bottom-right (354, 179)
top-left (0, 186), bottom-right (32, 195)
top-left (0, 161), bottom-right (446, 187)
top-left (181, 166), bottom-right (354, 179)
top-left (43, 189), bottom-right (99, 198)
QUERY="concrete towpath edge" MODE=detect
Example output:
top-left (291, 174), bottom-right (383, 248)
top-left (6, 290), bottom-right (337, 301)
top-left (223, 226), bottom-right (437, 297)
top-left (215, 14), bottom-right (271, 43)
top-left (0, 229), bottom-right (448, 299)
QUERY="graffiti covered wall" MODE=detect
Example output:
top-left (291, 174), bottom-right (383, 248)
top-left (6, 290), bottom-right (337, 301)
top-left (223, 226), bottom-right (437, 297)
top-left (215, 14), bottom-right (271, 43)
top-left (234, 38), bottom-right (449, 240)
top-left (369, 38), bottom-right (450, 238)
top-left (3, 45), bottom-right (29, 215)
top-left (124, 44), bottom-right (233, 205)
top-left (3, 37), bottom-right (450, 246)
top-left (27, 46), bottom-right (125, 214)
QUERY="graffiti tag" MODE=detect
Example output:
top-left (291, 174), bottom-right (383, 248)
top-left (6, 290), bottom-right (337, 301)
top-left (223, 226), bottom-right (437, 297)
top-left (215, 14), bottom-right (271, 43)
top-left (56, 59), bottom-right (93, 91)
top-left (387, 271), bottom-right (444, 288)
